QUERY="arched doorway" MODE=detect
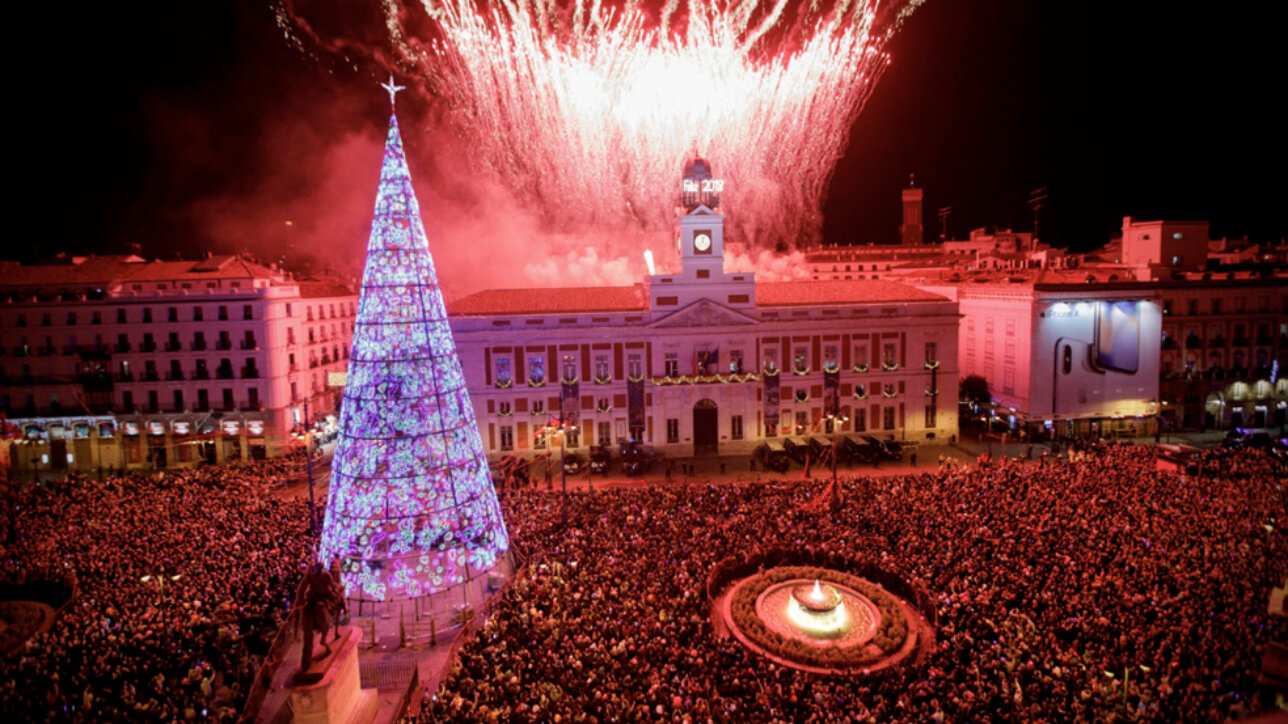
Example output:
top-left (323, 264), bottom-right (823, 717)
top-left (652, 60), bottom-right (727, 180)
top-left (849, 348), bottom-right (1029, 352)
top-left (693, 399), bottom-right (718, 456)
top-left (1204, 392), bottom-right (1224, 429)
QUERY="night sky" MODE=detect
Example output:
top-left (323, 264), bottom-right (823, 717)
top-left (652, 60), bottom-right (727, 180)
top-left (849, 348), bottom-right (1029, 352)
top-left (18, 1), bottom-right (1283, 273)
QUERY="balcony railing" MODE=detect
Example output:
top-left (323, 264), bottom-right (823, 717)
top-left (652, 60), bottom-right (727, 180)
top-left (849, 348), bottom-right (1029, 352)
top-left (165, 342), bottom-right (182, 352)
top-left (216, 367), bottom-right (235, 380)
top-left (142, 371), bottom-right (160, 382)
top-left (193, 369), bottom-right (210, 380)
top-left (241, 368), bottom-right (260, 379)
top-left (114, 342), bottom-right (131, 353)
top-left (165, 371), bottom-right (184, 381)
top-left (191, 340), bottom-right (207, 351)
top-left (116, 371), bottom-right (134, 382)
top-left (241, 401), bottom-right (264, 411)
top-left (140, 342), bottom-right (157, 353)
top-left (216, 340), bottom-right (233, 350)
top-left (240, 340), bottom-right (258, 350)
top-left (1232, 337), bottom-right (1250, 347)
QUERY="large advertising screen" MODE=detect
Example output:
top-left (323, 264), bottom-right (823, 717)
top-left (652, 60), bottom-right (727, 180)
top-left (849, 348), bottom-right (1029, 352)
top-left (1095, 301), bottom-right (1140, 373)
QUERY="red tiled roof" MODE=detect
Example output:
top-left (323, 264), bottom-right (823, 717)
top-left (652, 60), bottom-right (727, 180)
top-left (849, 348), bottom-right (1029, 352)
top-left (298, 278), bottom-right (356, 298)
top-left (756, 280), bottom-right (948, 306)
top-left (449, 285), bottom-right (648, 316)
top-left (0, 255), bottom-right (282, 289)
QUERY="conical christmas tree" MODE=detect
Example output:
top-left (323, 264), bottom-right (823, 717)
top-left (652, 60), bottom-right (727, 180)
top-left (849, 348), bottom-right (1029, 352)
top-left (320, 98), bottom-right (508, 602)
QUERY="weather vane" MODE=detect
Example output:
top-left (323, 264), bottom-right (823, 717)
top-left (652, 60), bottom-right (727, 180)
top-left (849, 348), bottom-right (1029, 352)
top-left (381, 74), bottom-right (406, 106)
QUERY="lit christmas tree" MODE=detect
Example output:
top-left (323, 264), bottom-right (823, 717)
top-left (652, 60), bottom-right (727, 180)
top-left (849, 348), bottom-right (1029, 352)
top-left (319, 79), bottom-right (509, 601)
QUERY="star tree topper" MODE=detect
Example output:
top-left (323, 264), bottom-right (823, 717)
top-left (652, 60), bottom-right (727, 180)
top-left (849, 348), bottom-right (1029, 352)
top-left (381, 75), bottom-right (406, 106)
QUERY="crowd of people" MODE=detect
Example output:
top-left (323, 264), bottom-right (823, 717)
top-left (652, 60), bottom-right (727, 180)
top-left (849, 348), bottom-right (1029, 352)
top-left (2, 440), bottom-right (1284, 722)
top-left (429, 442), bottom-right (1287, 722)
top-left (0, 462), bottom-right (319, 721)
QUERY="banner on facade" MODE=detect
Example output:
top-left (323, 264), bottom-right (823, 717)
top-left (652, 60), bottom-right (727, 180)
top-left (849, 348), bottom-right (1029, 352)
top-left (560, 378), bottom-right (580, 428)
top-left (627, 378), bottom-right (645, 440)
top-left (764, 373), bottom-right (781, 435)
top-left (824, 369), bottom-right (840, 418)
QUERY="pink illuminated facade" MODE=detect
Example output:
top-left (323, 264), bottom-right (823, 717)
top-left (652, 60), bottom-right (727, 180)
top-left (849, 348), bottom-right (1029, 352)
top-left (0, 255), bottom-right (355, 476)
top-left (449, 161), bottom-right (961, 458)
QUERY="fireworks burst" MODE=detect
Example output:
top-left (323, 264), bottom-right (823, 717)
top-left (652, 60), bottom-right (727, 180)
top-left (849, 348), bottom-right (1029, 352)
top-left (330, 0), bottom-right (922, 249)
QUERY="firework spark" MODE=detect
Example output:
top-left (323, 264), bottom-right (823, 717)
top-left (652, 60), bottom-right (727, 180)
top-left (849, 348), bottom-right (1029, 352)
top-left (359, 0), bottom-right (923, 248)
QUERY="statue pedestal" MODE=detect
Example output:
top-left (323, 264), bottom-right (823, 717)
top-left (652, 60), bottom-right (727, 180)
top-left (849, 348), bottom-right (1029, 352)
top-left (286, 626), bottom-right (376, 724)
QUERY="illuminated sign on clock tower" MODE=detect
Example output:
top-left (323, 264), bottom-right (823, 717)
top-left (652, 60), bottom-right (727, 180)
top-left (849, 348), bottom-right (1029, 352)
top-left (677, 157), bottom-right (726, 271)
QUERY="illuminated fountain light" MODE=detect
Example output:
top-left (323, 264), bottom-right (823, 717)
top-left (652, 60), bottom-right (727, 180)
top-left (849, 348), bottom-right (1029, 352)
top-left (785, 579), bottom-right (849, 639)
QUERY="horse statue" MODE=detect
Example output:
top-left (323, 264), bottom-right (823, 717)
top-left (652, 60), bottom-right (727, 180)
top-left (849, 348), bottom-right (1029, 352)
top-left (293, 562), bottom-right (347, 671)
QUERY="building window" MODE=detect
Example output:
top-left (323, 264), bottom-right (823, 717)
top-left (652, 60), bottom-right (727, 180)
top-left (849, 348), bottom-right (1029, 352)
top-left (666, 418), bottom-right (680, 443)
top-left (532, 399), bottom-right (545, 415)
top-left (883, 406), bottom-right (896, 430)
top-left (729, 349), bottom-right (744, 373)
top-left (882, 343), bottom-right (897, 369)
top-left (924, 404), bottom-right (936, 428)
top-left (793, 346), bottom-right (809, 373)
top-left (795, 411), bottom-right (809, 435)
top-left (218, 305), bottom-right (229, 321)
top-left (594, 355), bottom-right (611, 382)
top-left (1003, 368), bottom-right (1016, 395)
top-left (853, 344), bottom-right (868, 368)
top-left (853, 408), bottom-right (866, 432)
top-left (499, 426), bottom-right (514, 451)
top-left (141, 308), bottom-right (152, 323)
top-left (529, 355), bottom-right (545, 384)
top-left (91, 311), bottom-right (102, 325)
top-left (924, 342), bottom-right (937, 364)
top-left (763, 348), bottom-right (779, 373)
top-left (561, 355), bottom-right (578, 382)
top-left (1188, 299), bottom-right (1198, 315)
top-left (664, 353), bottom-right (679, 377)
top-left (244, 304), bottom-right (253, 320)
top-left (598, 421), bottom-right (611, 445)
top-left (167, 307), bottom-right (178, 322)
top-left (731, 415), bottom-right (744, 440)
top-left (627, 353), bottom-right (643, 379)
top-left (823, 346), bottom-right (838, 372)
top-left (496, 358), bottom-right (512, 386)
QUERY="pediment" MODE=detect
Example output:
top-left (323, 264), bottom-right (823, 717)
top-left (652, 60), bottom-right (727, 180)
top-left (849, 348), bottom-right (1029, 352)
top-left (684, 204), bottom-right (722, 218)
top-left (651, 298), bottom-right (758, 328)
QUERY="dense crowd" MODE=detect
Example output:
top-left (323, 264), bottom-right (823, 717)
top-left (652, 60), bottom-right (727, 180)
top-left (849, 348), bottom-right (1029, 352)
top-left (430, 443), bottom-right (1287, 722)
top-left (0, 463), bottom-right (318, 721)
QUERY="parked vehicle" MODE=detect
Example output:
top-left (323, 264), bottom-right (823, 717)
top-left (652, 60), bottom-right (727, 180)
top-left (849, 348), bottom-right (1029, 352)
top-left (621, 442), bottom-right (659, 475)
top-left (753, 440), bottom-right (790, 472)
top-left (841, 435), bottom-right (877, 463)
top-left (562, 453), bottom-right (587, 475)
top-left (1223, 428), bottom-right (1274, 450)
top-left (589, 445), bottom-right (612, 474)
top-left (808, 436), bottom-right (835, 463)
top-left (863, 435), bottom-right (903, 461)
top-left (782, 437), bottom-right (810, 465)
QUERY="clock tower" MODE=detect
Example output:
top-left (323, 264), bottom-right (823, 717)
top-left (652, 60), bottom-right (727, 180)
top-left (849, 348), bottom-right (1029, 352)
top-left (676, 157), bottom-right (727, 275)
top-left (648, 157), bottom-right (755, 314)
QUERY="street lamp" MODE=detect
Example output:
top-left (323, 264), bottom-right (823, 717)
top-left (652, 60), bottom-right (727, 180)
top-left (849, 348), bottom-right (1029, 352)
top-left (545, 418), bottom-right (577, 527)
top-left (140, 572), bottom-right (182, 599)
top-left (297, 399), bottom-right (318, 534)
top-left (825, 413), bottom-right (849, 513)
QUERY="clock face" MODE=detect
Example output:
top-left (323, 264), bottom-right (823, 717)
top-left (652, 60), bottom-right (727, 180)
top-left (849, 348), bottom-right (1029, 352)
top-left (693, 232), bottom-right (712, 253)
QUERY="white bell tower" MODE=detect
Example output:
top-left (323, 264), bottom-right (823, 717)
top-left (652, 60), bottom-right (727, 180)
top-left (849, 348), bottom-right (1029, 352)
top-left (648, 157), bottom-right (755, 314)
